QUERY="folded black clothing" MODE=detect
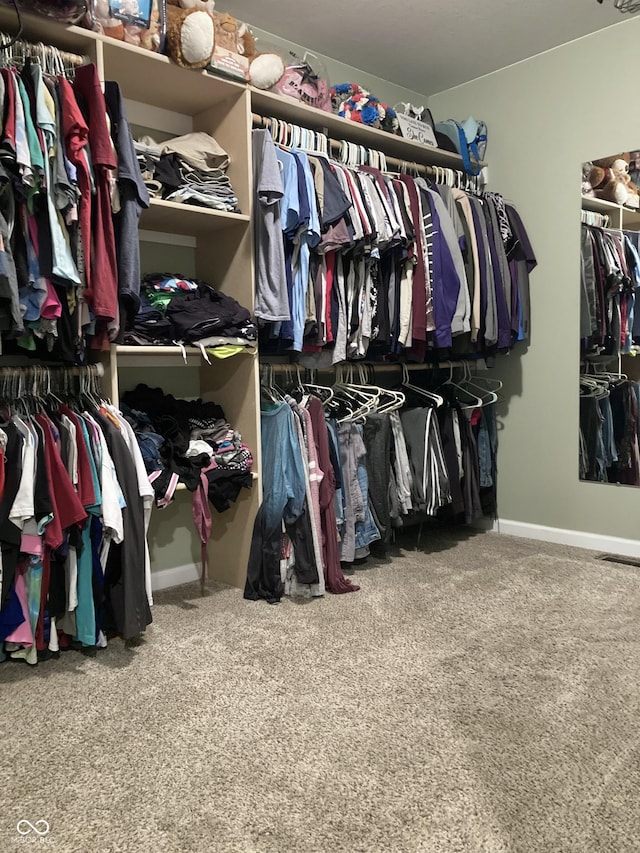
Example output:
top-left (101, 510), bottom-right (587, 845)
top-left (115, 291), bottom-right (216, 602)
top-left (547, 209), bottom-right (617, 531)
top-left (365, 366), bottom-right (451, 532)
top-left (127, 275), bottom-right (257, 344)
top-left (166, 282), bottom-right (257, 343)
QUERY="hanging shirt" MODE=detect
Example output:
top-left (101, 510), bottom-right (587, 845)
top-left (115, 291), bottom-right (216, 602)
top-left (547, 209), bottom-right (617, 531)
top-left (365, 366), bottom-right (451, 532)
top-left (251, 130), bottom-right (289, 323)
top-left (73, 64), bottom-right (119, 325)
top-left (104, 81), bottom-right (150, 329)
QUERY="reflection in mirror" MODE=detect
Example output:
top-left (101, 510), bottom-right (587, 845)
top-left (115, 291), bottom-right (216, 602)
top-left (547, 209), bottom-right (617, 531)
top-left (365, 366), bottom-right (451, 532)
top-left (579, 149), bottom-right (640, 485)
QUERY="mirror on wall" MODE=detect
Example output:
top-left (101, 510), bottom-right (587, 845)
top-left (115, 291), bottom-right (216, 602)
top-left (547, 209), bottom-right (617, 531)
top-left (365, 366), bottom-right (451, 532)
top-left (579, 150), bottom-right (640, 485)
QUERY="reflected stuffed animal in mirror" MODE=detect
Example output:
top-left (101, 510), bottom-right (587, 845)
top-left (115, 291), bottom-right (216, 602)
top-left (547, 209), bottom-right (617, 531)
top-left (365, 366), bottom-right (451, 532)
top-left (589, 153), bottom-right (640, 208)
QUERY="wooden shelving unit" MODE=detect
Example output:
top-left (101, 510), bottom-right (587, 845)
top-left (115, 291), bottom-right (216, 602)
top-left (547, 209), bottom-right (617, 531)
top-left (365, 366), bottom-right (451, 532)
top-left (4, 9), bottom-right (489, 589)
top-left (581, 195), bottom-right (640, 230)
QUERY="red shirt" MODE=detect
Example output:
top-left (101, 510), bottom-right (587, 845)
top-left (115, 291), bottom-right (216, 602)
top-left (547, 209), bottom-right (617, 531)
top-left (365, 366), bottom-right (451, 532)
top-left (58, 76), bottom-right (92, 306)
top-left (73, 64), bottom-right (118, 325)
top-left (0, 68), bottom-right (16, 155)
top-left (34, 414), bottom-right (87, 650)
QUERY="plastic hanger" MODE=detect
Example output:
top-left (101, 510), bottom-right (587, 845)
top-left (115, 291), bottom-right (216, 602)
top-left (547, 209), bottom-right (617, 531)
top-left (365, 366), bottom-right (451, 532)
top-left (332, 364), bottom-right (379, 422)
top-left (260, 364), bottom-right (284, 404)
top-left (441, 363), bottom-right (484, 410)
top-left (400, 363), bottom-right (444, 408)
top-left (298, 366), bottom-right (334, 406)
top-left (457, 362), bottom-right (500, 404)
top-left (357, 364), bottom-right (405, 414)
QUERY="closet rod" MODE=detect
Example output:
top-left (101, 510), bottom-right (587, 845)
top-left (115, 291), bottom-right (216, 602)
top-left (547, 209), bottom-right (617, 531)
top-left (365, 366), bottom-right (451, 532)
top-left (0, 32), bottom-right (86, 68)
top-left (261, 360), bottom-right (478, 372)
top-left (0, 363), bottom-right (104, 377)
top-left (251, 113), bottom-right (439, 177)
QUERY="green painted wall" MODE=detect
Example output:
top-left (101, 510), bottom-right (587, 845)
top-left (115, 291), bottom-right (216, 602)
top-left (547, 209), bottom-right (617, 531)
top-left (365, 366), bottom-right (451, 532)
top-left (429, 17), bottom-right (640, 541)
top-left (248, 25), bottom-right (430, 114)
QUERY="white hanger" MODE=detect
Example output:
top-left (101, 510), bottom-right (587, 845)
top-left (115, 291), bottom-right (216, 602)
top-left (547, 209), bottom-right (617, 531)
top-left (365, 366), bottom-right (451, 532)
top-left (441, 363), bottom-right (484, 410)
top-left (400, 363), bottom-right (444, 407)
top-left (457, 362), bottom-right (500, 404)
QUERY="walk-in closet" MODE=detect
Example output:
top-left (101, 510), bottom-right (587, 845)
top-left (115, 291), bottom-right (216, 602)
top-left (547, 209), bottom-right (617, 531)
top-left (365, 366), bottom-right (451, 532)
top-left (3, 2), bottom-right (640, 851)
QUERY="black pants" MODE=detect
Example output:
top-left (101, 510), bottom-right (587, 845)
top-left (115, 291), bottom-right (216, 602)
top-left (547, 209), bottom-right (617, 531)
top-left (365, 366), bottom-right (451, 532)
top-left (244, 503), bottom-right (319, 604)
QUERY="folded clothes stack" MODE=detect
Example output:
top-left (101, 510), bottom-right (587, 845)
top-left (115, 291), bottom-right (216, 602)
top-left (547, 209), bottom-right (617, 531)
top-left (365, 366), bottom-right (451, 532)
top-left (124, 273), bottom-right (258, 352)
top-left (135, 131), bottom-right (240, 212)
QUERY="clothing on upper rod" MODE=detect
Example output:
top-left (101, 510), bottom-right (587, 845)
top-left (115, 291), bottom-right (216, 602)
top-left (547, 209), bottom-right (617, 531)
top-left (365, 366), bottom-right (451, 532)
top-left (252, 115), bottom-right (483, 191)
top-left (251, 126), bottom-right (536, 365)
top-left (580, 223), bottom-right (640, 358)
top-left (0, 34), bottom-right (153, 362)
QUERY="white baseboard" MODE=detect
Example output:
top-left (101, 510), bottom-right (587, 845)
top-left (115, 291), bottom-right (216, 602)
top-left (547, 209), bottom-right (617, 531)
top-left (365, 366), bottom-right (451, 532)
top-left (493, 519), bottom-right (640, 558)
top-left (151, 563), bottom-right (200, 592)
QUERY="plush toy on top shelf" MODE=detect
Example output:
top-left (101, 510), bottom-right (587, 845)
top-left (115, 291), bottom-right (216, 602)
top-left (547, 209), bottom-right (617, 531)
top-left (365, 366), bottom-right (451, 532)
top-left (331, 83), bottom-right (399, 133)
top-left (165, 0), bottom-right (216, 68)
top-left (211, 10), bottom-right (285, 85)
top-left (164, 1), bottom-right (285, 86)
top-left (589, 154), bottom-right (640, 209)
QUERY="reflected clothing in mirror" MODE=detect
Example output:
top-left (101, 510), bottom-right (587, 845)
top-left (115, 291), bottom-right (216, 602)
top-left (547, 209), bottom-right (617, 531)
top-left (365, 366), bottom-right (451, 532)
top-left (580, 224), bottom-right (640, 358)
top-left (580, 379), bottom-right (640, 485)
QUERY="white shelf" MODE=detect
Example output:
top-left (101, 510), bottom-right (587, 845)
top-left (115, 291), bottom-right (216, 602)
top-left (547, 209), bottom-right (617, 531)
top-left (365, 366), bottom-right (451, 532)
top-left (114, 345), bottom-right (202, 368)
top-left (141, 199), bottom-right (249, 236)
top-left (251, 88), bottom-right (485, 171)
top-left (0, 11), bottom-right (97, 53)
top-left (581, 195), bottom-right (621, 214)
top-left (581, 195), bottom-right (640, 229)
top-left (101, 38), bottom-right (245, 115)
top-left (0, 8), bottom-right (245, 117)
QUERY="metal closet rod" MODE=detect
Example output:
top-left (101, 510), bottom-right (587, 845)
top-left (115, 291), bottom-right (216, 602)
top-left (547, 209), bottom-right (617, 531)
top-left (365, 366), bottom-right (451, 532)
top-left (261, 360), bottom-right (477, 372)
top-left (0, 32), bottom-right (86, 68)
top-left (251, 113), bottom-right (437, 176)
top-left (0, 362), bottom-right (104, 376)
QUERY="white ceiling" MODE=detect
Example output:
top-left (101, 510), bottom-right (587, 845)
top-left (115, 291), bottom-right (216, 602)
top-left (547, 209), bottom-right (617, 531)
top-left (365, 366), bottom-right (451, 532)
top-left (225, 0), bottom-right (638, 95)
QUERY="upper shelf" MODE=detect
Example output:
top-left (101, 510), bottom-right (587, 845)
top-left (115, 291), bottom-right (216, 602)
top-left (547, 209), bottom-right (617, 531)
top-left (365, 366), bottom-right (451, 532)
top-left (99, 38), bottom-right (245, 115)
top-left (581, 195), bottom-right (640, 230)
top-left (141, 199), bottom-right (249, 236)
top-left (0, 8), bottom-right (95, 52)
top-left (0, 8), bottom-right (245, 116)
top-left (0, 9), bottom-right (482, 170)
top-left (250, 88), bottom-right (484, 171)
top-left (581, 195), bottom-right (623, 214)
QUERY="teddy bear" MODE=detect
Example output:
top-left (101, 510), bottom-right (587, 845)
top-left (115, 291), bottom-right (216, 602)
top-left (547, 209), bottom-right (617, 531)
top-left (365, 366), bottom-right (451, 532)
top-left (164, 2), bottom-right (285, 87)
top-left (165, 0), bottom-right (216, 69)
top-left (589, 154), bottom-right (640, 208)
top-left (210, 10), bottom-right (285, 86)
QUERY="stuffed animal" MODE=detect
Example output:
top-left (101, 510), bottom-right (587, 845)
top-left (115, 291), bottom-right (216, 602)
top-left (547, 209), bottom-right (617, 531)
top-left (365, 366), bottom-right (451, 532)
top-left (241, 31), bottom-right (285, 90)
top-left (211, 11), bottom-right (285, 87)
top-left (164, 3), bottom-right (285, 86)
top-left (589, 154), bottom-right (640, 208)
top-left (582, 161), bottom-right (595, 197)
top-left (331, 83), bottom-right (399, 133)
top-left (165, 0), bottom-right (216, 69)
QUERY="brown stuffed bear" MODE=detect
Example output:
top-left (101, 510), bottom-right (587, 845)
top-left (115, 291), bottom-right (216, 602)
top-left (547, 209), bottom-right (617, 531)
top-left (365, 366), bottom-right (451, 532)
top-left (589, 153), bottom-right (640, 208)
top-left (166, 0), bottom-right (216, 69)
top-left (210, 11), bottom-right (285, 86)
top-left (165, 2), bottom-right (284, 86)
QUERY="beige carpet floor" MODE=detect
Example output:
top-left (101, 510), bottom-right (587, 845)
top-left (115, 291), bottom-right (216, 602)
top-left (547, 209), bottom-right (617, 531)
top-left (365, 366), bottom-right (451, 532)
top-left (2, 528), bottom-right (640, 853)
